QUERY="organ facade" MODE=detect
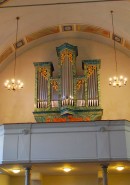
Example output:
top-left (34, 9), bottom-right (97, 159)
top-left (33, 43), bottom-right (103, 122)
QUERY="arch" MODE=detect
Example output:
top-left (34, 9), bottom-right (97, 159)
top-left (0, 23), bottom-right (130, 65)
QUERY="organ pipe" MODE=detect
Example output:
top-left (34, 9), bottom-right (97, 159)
top-left (61, 50), bottom-right (74, 106)
top-left (33, 62), bottom-right (54, 109)
top-left (36, 69), bottom-right (48, 108)
top-left (87, 65), bottom-right (99, 107)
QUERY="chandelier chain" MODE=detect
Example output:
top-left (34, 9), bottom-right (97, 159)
top-left (14, 17), bottom-right (19, 79)
top-left (109, 10), bottom-right (127, 87)
top-left (4, 16), bottom-right (24, 91)
top-left (111, 10), bottom-right (118, 75)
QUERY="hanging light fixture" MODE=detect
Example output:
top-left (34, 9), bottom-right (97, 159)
top-left (109, 10), bottom-right (127, 87)
top-left (4, 17), bottom-right (24, 91)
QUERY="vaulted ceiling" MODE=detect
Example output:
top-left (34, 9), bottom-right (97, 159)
top-left (0, 0), bottom-right (130, 65)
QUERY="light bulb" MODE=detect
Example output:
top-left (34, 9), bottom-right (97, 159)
top-left (120, 75), bottom-right (123, 79)
top-left (12, 169), bottom-right (21, 174)
top-left (63, 167), bottom-right (71, 173)
top-left (116, 166), bottom-right (124, 171)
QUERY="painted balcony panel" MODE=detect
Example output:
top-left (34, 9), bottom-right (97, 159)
top-left (0, 125), bottom-right (4, 162)
top-left (1, 120), bottom-right (130, 164)
top-left (31, 132), bottom-right (97, 161)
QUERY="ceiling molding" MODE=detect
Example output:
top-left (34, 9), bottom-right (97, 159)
top-left (26, 26), bottom-right (60, 43)
top-left (0, 0), bottom-right (9, 5)
top-left (0, 46), bottom-right (13, 64)
top-left (0, 0), bottom-right (123, 9)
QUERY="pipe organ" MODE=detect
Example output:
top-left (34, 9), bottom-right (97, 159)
top-left (33, 43), bottom-right (103, 122)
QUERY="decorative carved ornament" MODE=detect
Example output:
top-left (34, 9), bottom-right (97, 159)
top-left (76, 79), bottom-right (84, 90)
top-left (60, 49), bottom-right (73, 64)
top-left (51, 80), bottom-right (58, 91)
top-left (39, 67), bottom-right (48, 79)
top-left (87, 65), bottom-right (96, 77)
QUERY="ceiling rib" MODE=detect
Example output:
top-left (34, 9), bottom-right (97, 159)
top-left (0, 0), bottom-right (123, 9)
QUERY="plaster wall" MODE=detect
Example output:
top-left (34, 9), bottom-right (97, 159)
top-left (41, 175), bottom-right (97, 185)
top-left (10, 176), bottom-right (25, 185)
top-left (0, 174), bottom-right (10, 185)
top-left (1, 173), bottom-right (130, 185)
top-left (108, 173), bottom-right (130, 185)
top-left (0, 38), bottom-right (130, 123)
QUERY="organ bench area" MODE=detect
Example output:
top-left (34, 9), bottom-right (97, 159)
top-left (33, 43), bottom-right (103, 122)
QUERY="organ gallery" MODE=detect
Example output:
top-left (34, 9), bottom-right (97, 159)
top-left (33, 43), bottom-right (103, 122)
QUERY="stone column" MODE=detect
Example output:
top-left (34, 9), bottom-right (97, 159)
top-left (101, 164), bottom-right (109, 185)
top-left (25, 166), bottom-right (31, 185)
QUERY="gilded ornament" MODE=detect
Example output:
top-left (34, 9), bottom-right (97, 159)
top-left (76, 79), bottom-right (84, 90)
top-left (51, 80), bottom-right (58, 91)
top-left (87, 65), bottom-right (96, 77)
top-left (60, 49), bottom-right (73, 64)
top-left (39, 67), bottom-right (48, 79)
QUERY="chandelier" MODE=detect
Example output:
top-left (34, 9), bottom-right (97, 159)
top-left (109, 11), bottom-right (127, 87)
top-left (4, 17), bottom-right (24, 91)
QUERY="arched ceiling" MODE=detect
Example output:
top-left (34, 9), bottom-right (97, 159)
top-left (0, 0), bottom-right (130, 64)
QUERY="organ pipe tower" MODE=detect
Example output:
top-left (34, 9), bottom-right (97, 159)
top-left (33, 43), bottom-right (103, 122)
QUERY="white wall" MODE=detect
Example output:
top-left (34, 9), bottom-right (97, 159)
top-left (0, 38), bottom-right (130, 123)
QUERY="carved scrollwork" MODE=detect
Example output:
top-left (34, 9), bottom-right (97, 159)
top-left (60, 49), bottom-right (73, 64)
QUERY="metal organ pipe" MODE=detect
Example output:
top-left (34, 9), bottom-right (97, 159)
top-left (87, 66), bottom-right (99, 107)
top-left (66, 56), bottom-right (68, 100)
top-left (37, 70), bottom-right (39, 108)
top-left (44, 78), bottom-right (46, 107)
top-left (93, 71), bottom-right (95, 106)
top-left (95, 68), bottom-right (99, 106)
top-left (45, 78), bottom-right (48, 108)
top-left (40, 71), bottom-right (42, 108)
top-left (71, 63), bottom-right (73, 105)
top-left (90, 73), bottom-right (92, 106)
top-left (92, 70), bottom-right (94, 106)
top-left (38, 70), bottom-right (40, 108)
top-left (87, 74), bottom-right (90, 106)
top-left (36, 68), bottom-right (48, 109)
top-left (61, 51), bottom-right (74, 106)
top-left (43, 74), bottom-right (45, 105)
top-left (94, 68), bottom-right (97, 106)
top-left (62, 60), bottom-right (65, 105)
